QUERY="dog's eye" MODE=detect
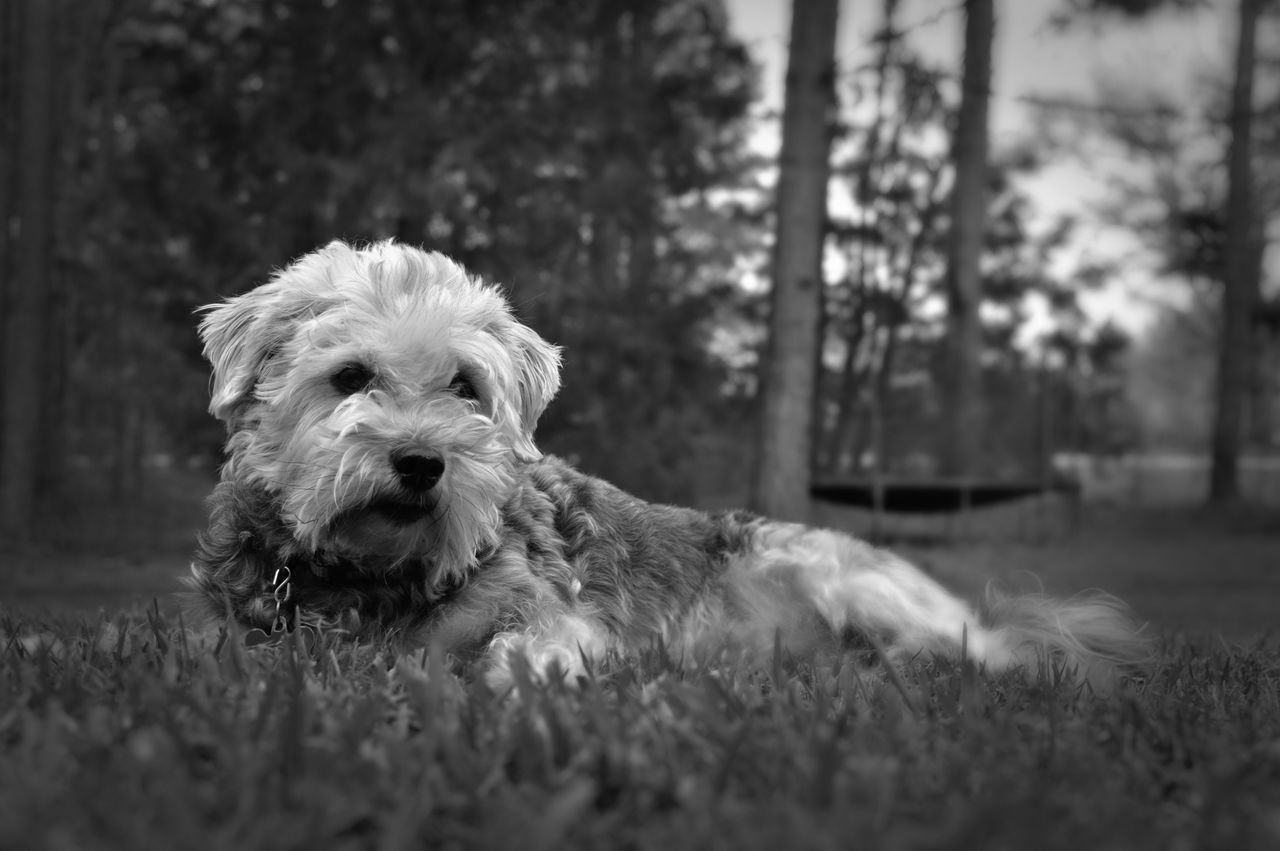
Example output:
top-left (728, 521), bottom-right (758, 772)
top-left (449, 372), bottom-right (478, 401)
top-left (331, 364), bottom-right (374, 395)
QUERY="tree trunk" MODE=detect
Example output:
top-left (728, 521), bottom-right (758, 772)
top-left (823, 295), bottom-right (869, 473)
top-left (751, 0), bottom-right (840, 521)
top-left (0, 0), bottom-right (17, 350)
top-left (872, 316), bottom-right (903, 471)
top-left (1208, 0), bottom-right (1262, 506)
top-left (938, 0), bottom-right (993, 478)
top-left (1, 0), bottom-right (56, 543)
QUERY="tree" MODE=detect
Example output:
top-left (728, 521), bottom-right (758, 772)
top-left (19, 0), bottom-right (758, 519)
top-left (938, 0), bottom-right (994, 478)
top-left (0, 0), bottom-right (57, 544)
top-left (1127, 303), bottom-right (1216, 451)
top-left (1209, 0), bottom-right (1264, 505)
top-left (812, 0), bottom-right (1111, 483)
top-left (752, 0), bottom-right (841, 521)
top-left (819, 5), bottom-right (951, 476)
top-left (1053, 0), bottom-right (1276, 502)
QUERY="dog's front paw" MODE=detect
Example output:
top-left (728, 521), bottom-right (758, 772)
top-left (483, 621), bottom-right (604, 690)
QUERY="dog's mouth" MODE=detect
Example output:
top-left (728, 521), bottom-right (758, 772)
top-left (366, 496), bottom-right (436, 526)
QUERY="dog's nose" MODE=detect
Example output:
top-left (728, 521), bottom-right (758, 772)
top-left (391, 450), bottom-right (445, 492)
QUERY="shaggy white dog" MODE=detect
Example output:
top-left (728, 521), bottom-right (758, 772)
top-left (190, 240), bottom-right (1149, 687)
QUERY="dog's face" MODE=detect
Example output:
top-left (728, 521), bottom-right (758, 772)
top-left (200, 241), bottom-right (561, 580)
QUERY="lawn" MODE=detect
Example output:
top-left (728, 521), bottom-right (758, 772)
top-left (2, 504), bottom-right (1278, 850)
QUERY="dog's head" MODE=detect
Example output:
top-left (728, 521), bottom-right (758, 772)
top-left (199, 240), bottom-right (561, 582)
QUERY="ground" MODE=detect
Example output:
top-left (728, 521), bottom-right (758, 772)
top-left (8, 490), bottom-right (1277, 643)
top-left (2, 493), bottom-right (1279, 850)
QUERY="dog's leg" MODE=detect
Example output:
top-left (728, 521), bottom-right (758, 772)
top-left (483, 611), bottom-right (610, 690)
top-left (746, 523), bottom-right (999, 663)
top-left (746, 522), bottom-right (1148, 678)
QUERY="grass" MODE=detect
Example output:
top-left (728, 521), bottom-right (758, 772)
top-left (4, 499), bottom-right (1279, 849)
top-left (2, 606), bottom-right (1279, 850)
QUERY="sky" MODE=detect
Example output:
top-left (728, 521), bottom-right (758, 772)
top-left (722, 0), bottom-right (1237, 335)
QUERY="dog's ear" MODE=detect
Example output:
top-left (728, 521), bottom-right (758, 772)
top-left (504, 320), bottom-right (562, 462)
top-left (199, 285), bottom-right (295, 424)
top-left (199, 242), bottom-right (352, 423)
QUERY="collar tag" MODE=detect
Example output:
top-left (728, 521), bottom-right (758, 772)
top-left (270, 565), bottom-right (293, 633)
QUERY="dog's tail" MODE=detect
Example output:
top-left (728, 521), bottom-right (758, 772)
top-left (974, 586), bottom-right (1153, 682)
top-left (748, 522), bottom-right (1152, 684)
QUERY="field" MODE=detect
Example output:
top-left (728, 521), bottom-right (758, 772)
top-left (2, 501), bottom-right (1279, 850)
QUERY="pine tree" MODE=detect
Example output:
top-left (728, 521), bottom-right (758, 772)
top-left (752, 0), bottom-right (841, 521)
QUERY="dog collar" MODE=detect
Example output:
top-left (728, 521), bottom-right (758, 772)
top-left (242, 565), bottom-right (296, 647)
top-left (268, 565), bottom-right (294, 632)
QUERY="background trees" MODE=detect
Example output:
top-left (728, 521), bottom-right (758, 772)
top-left (751, 0), bottom-right (840, 521)
top-left (1209, 0), bottom-right (1265, 504)
top-left (0, 0), bottom-right (1275, 550)
top-left (812, 0), bottom-right (1122, 489)
top-left (0, 0), bottom-right (763, 545)
top-left (938, 0), bottom-right (994, 478)
top-left (0, 0), bottom-right (57, 541)
top-left (1048, 0), bottom-right (1278, 505)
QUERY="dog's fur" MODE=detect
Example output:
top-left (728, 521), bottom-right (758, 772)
top-left (189, 240), bottom-right (1149, 687)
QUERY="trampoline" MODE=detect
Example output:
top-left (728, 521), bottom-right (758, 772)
top-left (810, 477), bottom-right (1079, 514)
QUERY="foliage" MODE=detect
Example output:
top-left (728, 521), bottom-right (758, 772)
top-left (3, 606), bottom-right (1280, 849)
top-left (19, 0), bottom-right (1264, 545)
top-left (1035, 29), bottom-right (1280, 456)
top-left (1127, 305), bottom-right (1217, 450)
top-left (1080, 78), bottom-right (1236, 290)
top-left (9, 0), bottom-right (1187, 537)
top-left (39, 0), bottom-right (762, 507)
top-left (1051, 0), bottom-right (1210, 22)
top-left (816, 20), bottom-right (1126, 479)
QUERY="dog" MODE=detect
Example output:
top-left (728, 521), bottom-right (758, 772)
top-left (189, 240), bottom-right (1149, 688)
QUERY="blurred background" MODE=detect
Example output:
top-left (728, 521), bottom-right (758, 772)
top-left (0, 0), bottom-right (1276, 629)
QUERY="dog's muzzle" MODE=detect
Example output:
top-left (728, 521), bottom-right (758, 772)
top-left (365, 497), bottom-right (434, 525)
top-left (353, 448), bottom-right (446, 526)
top-left (390, 448), bottom-right (445, 492)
